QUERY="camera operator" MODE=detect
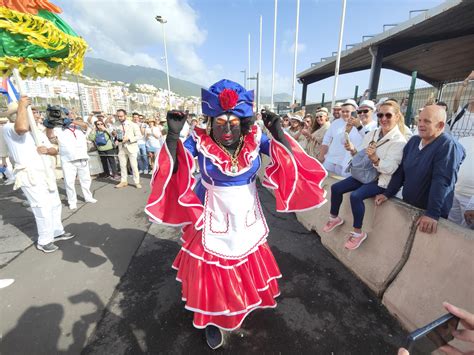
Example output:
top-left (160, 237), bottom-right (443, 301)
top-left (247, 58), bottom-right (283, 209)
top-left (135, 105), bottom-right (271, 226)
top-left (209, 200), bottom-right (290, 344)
top-left (2, 96), bottom-right (74, 253)
top-left (45, 105), bottom-right (97, 210)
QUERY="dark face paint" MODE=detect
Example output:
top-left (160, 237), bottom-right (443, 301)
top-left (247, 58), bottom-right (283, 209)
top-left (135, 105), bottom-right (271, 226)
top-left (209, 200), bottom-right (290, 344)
top-left (212, 114), bottom-right (241, 147)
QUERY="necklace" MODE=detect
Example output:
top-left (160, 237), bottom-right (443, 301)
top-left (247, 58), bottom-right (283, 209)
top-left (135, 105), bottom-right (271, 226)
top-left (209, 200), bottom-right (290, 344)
top-left (217, 135), bottom-right (244, 173)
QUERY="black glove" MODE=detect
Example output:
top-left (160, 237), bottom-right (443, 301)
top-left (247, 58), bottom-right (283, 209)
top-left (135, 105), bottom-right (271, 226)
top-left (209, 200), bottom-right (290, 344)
top-left (165, 110), bottom-right (187, 173)
top-left (167, 110), bottom-right (187, 138)
top-left (261, 110), bottom-right (292, 153)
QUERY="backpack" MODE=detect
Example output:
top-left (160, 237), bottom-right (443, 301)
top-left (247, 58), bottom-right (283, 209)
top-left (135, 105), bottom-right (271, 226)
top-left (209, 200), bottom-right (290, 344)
top-left (95, 131), bottom-right (109, 146)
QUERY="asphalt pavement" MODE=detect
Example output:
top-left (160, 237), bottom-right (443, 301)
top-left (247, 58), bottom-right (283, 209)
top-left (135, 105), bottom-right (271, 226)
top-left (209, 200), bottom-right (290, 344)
top-left (0, 176), bottom-right (406, 354)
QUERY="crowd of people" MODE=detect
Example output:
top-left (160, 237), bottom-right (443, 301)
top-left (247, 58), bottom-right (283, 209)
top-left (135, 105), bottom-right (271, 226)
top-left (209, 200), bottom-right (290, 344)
top-left (0, 72), bottom-right (472, 352)
top-left (272, 71), bottom-right (473, 250)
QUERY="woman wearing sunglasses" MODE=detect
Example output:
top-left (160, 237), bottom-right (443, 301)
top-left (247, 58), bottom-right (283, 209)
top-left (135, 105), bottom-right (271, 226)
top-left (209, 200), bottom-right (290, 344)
top-left (306, 108), bottom-right (331, 160)
top-left (322, 101), bottom-right (407, 250)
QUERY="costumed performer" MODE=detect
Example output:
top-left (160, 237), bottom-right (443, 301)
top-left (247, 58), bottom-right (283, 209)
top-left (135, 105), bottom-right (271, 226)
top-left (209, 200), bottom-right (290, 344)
top-left (145, 79), bottom-right (327, 349)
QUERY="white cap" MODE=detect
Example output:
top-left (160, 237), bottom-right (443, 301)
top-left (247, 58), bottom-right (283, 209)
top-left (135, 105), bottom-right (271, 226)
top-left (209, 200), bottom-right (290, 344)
top-left (358, 100), bottom-right (376, 111)
top-left (288, 113), bottom-right (303, 122)
top-left (376, 97), bottom-right (389, 107)
top-left (333, 102), bottom-right (343, 109)
top-left (343, 99), bottom-right (358, 110)
top-left (316, 107), bottom-right (329, 114)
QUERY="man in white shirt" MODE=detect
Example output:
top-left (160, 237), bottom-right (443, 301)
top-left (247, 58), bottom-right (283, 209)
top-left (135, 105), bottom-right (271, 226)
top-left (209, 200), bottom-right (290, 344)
top-left (46, 106), bottom-right (96, 210)
top-left (3, 96), bottom-right (74, 253)
top-left (113, 109), bottom-right (142, 188)
top-left (448, 135), bottom-right (474, 229)
top-left (319, 99), bottom-right (362, 176)
top-left (351, 100), bottom-right (378, 138)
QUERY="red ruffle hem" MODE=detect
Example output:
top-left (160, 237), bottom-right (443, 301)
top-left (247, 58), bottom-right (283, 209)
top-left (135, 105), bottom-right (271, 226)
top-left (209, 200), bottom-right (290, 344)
top-left (145, 131), bottom-right (327, 331)
top-left (173, 224), bottom-right (282, 330)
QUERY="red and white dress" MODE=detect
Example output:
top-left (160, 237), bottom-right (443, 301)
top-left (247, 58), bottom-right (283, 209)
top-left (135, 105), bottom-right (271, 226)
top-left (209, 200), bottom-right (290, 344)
top-left (145, 126), bottom-right (327, 330)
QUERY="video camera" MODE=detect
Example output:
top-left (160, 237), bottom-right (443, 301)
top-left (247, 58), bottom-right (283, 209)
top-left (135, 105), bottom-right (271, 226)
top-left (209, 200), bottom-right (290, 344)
top-left (43, 105), bottom-right (68, 128)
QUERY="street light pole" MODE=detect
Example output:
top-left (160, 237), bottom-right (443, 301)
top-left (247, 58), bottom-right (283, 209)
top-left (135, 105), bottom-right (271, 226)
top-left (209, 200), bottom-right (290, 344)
top-left (291, 0), bottom-right (300, 107)
top-left (331, 0), bottom-right (347, 111)
top-left (258, 15), bottom-right (263, 111)
top-left (271, 0), bottom-right (278, 111)
top-left (248, 33), bottom-right (251, 90)
top-left (155, 15), bottom-right (171, 109)
top-left (240, 69), bottom-right (247, 89)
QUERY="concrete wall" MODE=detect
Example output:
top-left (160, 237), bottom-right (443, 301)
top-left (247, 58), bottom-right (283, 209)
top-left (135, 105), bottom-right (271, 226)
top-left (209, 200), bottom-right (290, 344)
top-left (258, 157), bottom-right (474, 331)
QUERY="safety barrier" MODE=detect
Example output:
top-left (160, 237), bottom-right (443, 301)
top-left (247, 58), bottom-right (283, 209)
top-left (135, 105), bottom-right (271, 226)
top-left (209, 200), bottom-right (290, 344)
top-left (258, 155), bottom-right (474, 330)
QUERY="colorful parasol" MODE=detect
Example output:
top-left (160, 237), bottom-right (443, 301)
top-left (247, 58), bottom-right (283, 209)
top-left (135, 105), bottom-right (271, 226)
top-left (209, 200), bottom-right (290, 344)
top-left (0, 0), bottom-right (87, 78)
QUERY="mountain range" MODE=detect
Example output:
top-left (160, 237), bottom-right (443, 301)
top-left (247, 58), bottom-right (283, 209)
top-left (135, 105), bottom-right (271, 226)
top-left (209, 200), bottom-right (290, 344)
top-left (82, 57), bottom-right (291, 103)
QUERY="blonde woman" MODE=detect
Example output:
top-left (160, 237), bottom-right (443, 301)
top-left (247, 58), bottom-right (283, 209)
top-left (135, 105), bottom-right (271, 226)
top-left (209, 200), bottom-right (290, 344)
top-left (307, 109), bottom-right (331, 160)
top-left (322, 101), bottom-right (407, 250)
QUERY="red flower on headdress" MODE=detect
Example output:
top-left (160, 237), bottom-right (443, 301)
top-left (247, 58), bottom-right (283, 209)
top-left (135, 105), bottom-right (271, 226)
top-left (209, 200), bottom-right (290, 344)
top-left (218, 89), bottom-right (239, 111)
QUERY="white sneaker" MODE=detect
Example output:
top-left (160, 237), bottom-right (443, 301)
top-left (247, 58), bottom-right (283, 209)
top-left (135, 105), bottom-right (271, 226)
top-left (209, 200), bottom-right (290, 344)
top-left (143, 170), bottom-right (149, 175)
top-left (86, 198), bottom-right (97, 204)
top-left (139, 170), bottom-right (144, 174)
top-left (0, 279), bottom-right (15, 289)
top-left (69, 204), bottom-right (77, 210)
top-left (4, 179), bottom-right (15, 186)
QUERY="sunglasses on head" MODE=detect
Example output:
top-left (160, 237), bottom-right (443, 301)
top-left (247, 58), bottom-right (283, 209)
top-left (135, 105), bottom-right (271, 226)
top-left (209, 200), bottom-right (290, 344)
top-left (96, 122), bottom-right (104, 126)
top-left (377, 112), bottom-right (393, 119)
top-left (357, 109), bottom-right (370, 114)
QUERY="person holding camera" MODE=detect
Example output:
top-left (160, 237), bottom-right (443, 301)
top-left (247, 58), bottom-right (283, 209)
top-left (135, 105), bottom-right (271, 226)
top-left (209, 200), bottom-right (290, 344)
top-left (45, 105), bottom-right (97, 210)
top-left (2, 96), bottom-right (74, 253)
top-left (112, 109), bottom-right (142, 189)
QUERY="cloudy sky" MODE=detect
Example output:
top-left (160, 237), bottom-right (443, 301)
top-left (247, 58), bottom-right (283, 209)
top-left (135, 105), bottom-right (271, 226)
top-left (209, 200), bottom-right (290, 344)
top-left (56, 0), bottom-right (444, 102)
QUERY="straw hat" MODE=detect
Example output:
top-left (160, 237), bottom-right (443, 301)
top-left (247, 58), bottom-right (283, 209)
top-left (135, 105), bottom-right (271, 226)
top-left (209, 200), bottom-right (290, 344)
top-left (0, 102), bottom-right (18, 118)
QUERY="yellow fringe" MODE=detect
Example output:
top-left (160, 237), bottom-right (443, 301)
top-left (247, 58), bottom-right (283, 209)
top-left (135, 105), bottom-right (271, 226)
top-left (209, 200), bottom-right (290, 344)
top-left (0, 7), bottom-right (87, 76)
top-left (0, 56), bottom-right (75, 78)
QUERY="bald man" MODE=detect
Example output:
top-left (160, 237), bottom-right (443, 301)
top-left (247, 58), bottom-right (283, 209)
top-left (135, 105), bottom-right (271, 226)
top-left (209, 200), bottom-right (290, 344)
top-left (375, 105), bottom-right (465, 234)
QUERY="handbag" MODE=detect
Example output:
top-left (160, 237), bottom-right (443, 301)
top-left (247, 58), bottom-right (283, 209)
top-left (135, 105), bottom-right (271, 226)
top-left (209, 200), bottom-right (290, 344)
top-left (95, 131), bottom-right (109, 146)
top-left (349, 131), bottom-right (390, 184)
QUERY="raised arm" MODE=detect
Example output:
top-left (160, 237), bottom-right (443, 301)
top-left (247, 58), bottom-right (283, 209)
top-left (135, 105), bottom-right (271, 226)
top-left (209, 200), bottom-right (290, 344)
top-left (165, 110), bottom-right (187, 173)
top-left (452, 70), bottom-right (474, 113)
top-left (261, 110), bottom-right (292, 153)
top-left (14, 96), bottom-right (31, 135)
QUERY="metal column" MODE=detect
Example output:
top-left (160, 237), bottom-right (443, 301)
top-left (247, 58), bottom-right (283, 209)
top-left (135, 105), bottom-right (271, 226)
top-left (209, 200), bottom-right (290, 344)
top-left (301, 83), bottom-right (307, 107)
top-left (368, 46), bottom-right (383, 100)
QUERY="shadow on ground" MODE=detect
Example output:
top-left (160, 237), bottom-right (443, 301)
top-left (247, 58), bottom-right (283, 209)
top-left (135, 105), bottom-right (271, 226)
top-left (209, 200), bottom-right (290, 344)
top-left (82, 184), bottom-right (406, 354)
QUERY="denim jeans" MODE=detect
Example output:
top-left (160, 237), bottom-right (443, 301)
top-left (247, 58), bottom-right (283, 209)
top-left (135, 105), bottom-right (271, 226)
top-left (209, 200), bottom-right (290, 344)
top-left (330, 176), bottom-right (385, 229)
top-left (137, 144), bottom-right (149, 172)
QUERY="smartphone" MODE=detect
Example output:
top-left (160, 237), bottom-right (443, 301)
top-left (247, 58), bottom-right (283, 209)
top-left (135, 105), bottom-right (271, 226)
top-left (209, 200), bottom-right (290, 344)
top-left (351, 110), bottom-right (358, 118)
top-left (344, 132), bottom-right (350, 145)
top-left (405, 313), bottom-right (459, 354)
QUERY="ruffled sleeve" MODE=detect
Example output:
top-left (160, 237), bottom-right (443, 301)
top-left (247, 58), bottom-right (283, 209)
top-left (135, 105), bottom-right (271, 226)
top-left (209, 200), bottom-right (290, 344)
top-left (145, 140), bottom-right (204, 229)
top-left (262, 133), bottom-right (327, 212)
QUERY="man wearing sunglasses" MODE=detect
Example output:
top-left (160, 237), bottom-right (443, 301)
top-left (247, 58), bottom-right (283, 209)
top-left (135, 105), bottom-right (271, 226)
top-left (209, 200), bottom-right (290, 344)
top-left (351, 100), bottom-right (377, 138)
top-left (375, 105), bottom-right (465, 234)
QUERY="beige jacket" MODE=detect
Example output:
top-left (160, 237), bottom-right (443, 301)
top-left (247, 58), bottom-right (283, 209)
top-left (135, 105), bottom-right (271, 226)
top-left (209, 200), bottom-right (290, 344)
top-left (114, 120), bottom-right (141, 154)
top-left (306, 122), bottom-right (330, 159)
top-left (359, 126), bottom-right (407, 188)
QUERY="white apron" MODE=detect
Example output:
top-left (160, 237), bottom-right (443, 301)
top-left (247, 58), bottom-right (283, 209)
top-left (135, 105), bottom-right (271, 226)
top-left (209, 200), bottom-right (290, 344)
top-left (201, 180), bottom-right (269, 259)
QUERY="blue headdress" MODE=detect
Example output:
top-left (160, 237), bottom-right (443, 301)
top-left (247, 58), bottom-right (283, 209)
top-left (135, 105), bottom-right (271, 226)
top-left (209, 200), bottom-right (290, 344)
top-left (201, 79), bottom-right (254, 118)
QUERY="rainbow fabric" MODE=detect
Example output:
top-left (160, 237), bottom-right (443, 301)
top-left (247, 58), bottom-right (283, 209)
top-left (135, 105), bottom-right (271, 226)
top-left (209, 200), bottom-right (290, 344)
top-left (0, 0), bottom-right (87, 78)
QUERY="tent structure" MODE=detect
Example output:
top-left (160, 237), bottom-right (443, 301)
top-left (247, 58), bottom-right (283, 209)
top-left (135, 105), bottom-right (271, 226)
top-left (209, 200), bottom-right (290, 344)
top-left (297, 0), bottom-right (474, 105)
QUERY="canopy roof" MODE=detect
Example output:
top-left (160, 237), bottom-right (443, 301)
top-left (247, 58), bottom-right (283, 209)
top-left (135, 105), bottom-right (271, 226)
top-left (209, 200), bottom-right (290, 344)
top-left (297, 0), bottom-right (474, 86)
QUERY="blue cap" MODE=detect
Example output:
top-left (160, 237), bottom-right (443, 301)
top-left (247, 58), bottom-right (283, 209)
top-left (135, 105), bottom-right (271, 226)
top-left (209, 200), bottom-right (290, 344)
top-left (201, 79), bottom-right (254, 118)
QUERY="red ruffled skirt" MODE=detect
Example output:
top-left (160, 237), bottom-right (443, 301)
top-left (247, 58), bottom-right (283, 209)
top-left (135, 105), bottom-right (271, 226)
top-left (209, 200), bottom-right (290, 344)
top-left (172, 224), bottom-right (282, 331)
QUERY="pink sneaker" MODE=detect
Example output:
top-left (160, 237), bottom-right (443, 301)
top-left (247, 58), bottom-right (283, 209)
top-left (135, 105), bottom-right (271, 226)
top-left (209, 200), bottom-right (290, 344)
top-left (322, 216), bottom-right (344, 233)
top-left (344, 232), bottom-right (368, 250)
